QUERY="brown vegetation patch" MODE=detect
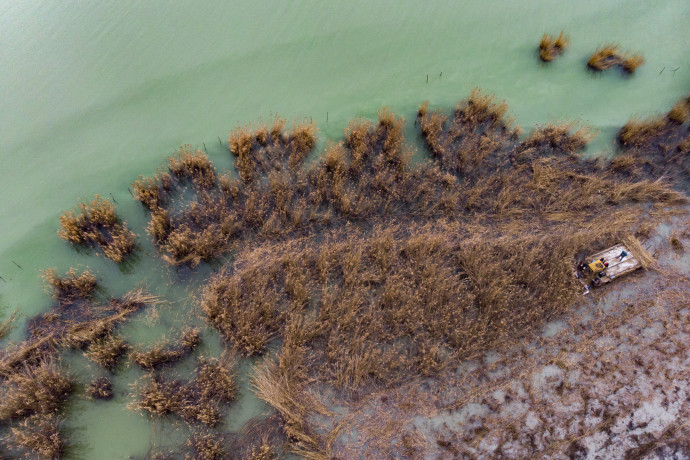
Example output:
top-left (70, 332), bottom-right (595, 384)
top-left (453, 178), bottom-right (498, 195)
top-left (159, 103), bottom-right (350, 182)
top-left (130, 327), bottom-right (201, 370)
top-left (587, 44), bottom-right (645, 74)
top-left (58, 195), bottom-right (136, 262)
top-left (132, 355), bottom-right (237, 428)
top-left (84, 334), bottom-right (129, 371)
top-left (538, 31), bottom-right (569, 62)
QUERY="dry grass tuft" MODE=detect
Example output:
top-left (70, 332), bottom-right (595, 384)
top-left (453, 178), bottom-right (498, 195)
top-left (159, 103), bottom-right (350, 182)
top-left (538, 31), bottom-right (569, 62)
top-left (58, 195), bottom-right (136, 262)
top-left (668, 99), bottom-right (690, 124)
top-left (0, 309), bottom-right (18, 341)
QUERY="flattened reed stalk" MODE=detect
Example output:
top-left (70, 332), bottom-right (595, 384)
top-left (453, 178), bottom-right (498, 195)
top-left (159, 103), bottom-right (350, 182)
top-left (84, 334), bottom-right (129, 371)
top-left (132, 355), bottom-right (237, 427)
top-left (538, 31), bottom-right (569, 62)
top-left (9, 413), bottom-right (63, 459)
top-left (130, 327), bottom-right (201, 370)
top-left (587, 44), bottom-right (644, 74)
top-left (57, 195), bottom-right (136, 262)
top-left (87, 376), bottom-right (114, 400)
top-left (621, 235), bottom-right (656, 269)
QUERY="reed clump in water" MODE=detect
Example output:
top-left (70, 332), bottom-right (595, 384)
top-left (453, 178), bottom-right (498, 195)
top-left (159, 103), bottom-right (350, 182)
top-left (8, 413), bottom-right (63, 459)
top-left (84, 334), bottom-right (129, 371)
top-left (587, 44), bottom-right (645, 74)
top-left (130, 327), bottom-right (201, 370)
top-left (87, 376), bottom-right (114, 400)
top-left (132, 355), bottom-right (237, 427)
top-left (42, 267), bottom-right (97, 302)
top-left (58, 195), bottom-right (136, 262)
top-left (538, 31), bottom-right (569, 62)
top-left (0, 360), bottom-right (72, 421)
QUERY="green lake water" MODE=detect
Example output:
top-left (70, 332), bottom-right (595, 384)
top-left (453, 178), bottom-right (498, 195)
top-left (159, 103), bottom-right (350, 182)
top-left (1, 1), bottom-right (689, 458)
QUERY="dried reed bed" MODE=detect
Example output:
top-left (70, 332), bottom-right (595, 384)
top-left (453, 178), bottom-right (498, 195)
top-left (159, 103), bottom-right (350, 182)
top-left (538, 31), bottom-right (569, 62)
top-left (130, 327), bottom-right (201, 370)
top-left (58, 195), bottom-right (136, 262)
top-left (132, 355), bottom-right (237, 428)
top-left (129, 89), bottom-right (688, 456)
top-left (587, 44), bottom-right (645, 74)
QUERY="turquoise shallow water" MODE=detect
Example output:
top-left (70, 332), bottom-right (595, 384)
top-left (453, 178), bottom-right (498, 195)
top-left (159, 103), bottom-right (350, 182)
top-left (1, 1), bottom-right (689, 458)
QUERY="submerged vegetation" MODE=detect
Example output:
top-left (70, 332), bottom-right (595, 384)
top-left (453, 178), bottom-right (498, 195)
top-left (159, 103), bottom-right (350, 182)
top-left (538, 31), bottom-right (569, 62)
top-left (57, 195), bottom-right (136, 262)
top-left (587, 44), bottom-right (645, 74)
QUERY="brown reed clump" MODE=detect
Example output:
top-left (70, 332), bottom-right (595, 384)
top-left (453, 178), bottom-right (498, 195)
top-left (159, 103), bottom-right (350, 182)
top-left (84, 334), bottom-right (129, 371)
top-left (587, 44), bottom-right (645, 74)
top-left (42, 267), bottom-right (97, 302)
top-left (0, 360), bottom-right (72, 421)
top-left (130, 327), bottom-right (201, 370)
top-left (87, 376), bottom-right (114, 400)
top-left (9, 413), bottom-right (63, 459)
top-left (57, 195), bottom-right (136, 262)
top-left (538, 31), bottom-right (569, 62)
top-left (668, 98), bottom-right (690, 124)
top-left (618, 116), bottom-right (666, 147)
top-left (132, 355), bottom-right (237, 427)
top-left (621, 53), bottom-right (645, 74)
